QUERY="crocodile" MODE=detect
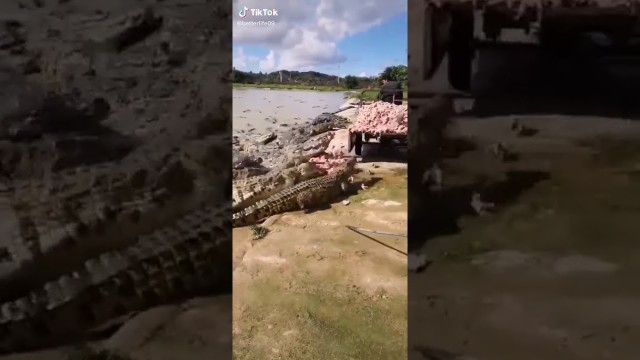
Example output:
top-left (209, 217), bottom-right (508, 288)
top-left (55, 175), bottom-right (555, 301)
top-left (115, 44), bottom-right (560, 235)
top-left (0, 156), bottom-right (216, 303)
top-left (234, 114), bottom-right (349, 172)
top-left (310, 113), bottom-right (350, 127)
top-left (0, 204), bottom-right (231, 354)
top-left (6, 149), bottom-right (187, 206)
top-left (232, 161), bottom-right (326, 212)
top-left (232, 158), bottom-right (356, 227)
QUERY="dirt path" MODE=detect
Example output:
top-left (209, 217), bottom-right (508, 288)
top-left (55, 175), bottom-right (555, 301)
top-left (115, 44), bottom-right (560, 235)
top-left (410, 115), bottom-right (640, 360)
top-left (233, 164), bottom-right (408, 360)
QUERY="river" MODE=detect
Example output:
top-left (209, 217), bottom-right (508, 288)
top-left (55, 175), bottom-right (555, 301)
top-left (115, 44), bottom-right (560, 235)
top-left (232, 88), bottom-right (348, 135)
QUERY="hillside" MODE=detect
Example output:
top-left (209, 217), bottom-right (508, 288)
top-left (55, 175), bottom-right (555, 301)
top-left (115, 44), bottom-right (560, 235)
top-left (232, 65), bottom-right (407, 90)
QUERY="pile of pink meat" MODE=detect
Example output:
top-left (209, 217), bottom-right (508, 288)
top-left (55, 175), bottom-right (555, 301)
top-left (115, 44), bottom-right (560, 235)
top-left (309, 155), bottom-right (349, 173)
top-left (310, 129), bottom-right (350, 172)
top-left (309, 102), bottom-right (408, 172)
top-left (348, 101), bottom-right (408, 136)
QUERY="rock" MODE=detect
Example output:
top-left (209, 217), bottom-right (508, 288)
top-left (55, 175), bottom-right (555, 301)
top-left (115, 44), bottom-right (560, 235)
top-left (408, 253), bottom-right (428, 272)
top-left (0, 20), bottom-right (25, 50)
top-left (166, 48), bottom-right (188, 67)
top-left (101, 7), bottom-right (164, 52)
top-left (51, 136), bottom-right (135, 170)
top-left (21, 56), bottom-right (41, 75)
top-left (256, 132), bottom-right (276, 145)
top-left (470, 192), bottom-right (494, 215)
top-left (89, 97), bottom-right (111, 120)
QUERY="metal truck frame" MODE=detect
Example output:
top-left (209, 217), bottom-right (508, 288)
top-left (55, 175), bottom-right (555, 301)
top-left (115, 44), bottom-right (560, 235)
top-left (410, 0), bottom-right (640, 96)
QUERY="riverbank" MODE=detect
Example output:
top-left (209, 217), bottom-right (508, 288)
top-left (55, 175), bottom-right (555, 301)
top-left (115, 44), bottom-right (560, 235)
top-left (232, 83), bottom-right (407, 102)
top-left (233, 83), bottom-right (346, 92)
top-left (232, 99), bottom-right (359, 171)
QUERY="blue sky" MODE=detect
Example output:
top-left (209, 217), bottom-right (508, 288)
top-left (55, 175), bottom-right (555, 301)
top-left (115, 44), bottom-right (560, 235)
top-left (232, 0), bottom-right (407, 78)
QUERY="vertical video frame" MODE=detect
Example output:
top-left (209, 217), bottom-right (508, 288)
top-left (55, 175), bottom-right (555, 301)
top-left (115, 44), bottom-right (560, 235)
top-left (0, 0), bottom-right (232, 358)
top-left (409, 0), bottom-right (640, 359)
top-left (232, 0), bottom-right (409, 358)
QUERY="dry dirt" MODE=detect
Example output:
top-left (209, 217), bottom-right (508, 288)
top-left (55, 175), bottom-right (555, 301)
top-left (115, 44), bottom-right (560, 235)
top-left (410, 115), bottom-right (640, 360)
top-left (0, 295), bottom-right (233, 360)
top-left (232, 163), bottom-right (408, 360)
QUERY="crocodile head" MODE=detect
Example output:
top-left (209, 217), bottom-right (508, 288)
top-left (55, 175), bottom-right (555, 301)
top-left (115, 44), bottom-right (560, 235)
top-left (297, 162), bottom-right (325, 179)
top-left (333, 157), bottom-right (357, 180)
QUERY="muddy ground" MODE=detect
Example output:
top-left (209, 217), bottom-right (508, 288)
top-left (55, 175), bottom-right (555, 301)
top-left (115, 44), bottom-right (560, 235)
top-left (0, 0), bottom-right (232, 358)
top-left (410, 115), bottom-right (640, 360)
top-left (233, 162), bottom-right (408, 360)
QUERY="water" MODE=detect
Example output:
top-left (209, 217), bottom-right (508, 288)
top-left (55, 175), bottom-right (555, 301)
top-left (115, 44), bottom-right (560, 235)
top-left (232, 88), bottom-right (347, 135)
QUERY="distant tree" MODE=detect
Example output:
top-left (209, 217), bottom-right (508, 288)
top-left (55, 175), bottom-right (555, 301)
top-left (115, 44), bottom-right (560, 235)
top-left (232, 69), bottom-right (246, 83)
top-left (232, 69), bottom-right (360, 87)
top-left (344, 75), bottom-right (358, 89)
top-left (378, 65), bottom-right (408, 85)
top-left (379, 67), bottom-right (394, 82)
top-left (392, 65), bottom-right (408, 83)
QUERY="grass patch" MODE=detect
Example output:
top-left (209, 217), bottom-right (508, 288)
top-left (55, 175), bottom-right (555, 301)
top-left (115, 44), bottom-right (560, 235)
top-left (233, 83), bottom-right (346, 92)
top-left (350, 171), bottom-right (407, 204)
top-left (425, 161), bottom-right (640, 265)
top-left (250, 225), bottom-right (269, 240)
top-left (234, 279), bottom-right (406, 360)
top-left (349, 90), bottom-right (408, 102)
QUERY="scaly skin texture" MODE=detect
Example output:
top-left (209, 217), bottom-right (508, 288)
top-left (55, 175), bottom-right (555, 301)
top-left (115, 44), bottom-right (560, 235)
top-left (6, 151), bottom-right (184, 208)
top-left (0, 205), bottom-right (231, 354)
top-left (232, 162), bottom-right (326, 212)
top-left (232, 159), bottom-right (356, 227)
top-left (0, 155), bottom-right (212, 304)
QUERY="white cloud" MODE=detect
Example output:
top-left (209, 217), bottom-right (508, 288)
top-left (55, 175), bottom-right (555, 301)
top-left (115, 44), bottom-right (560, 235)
top-left (233, 47), bottom-right (259, 70)
top-left (259, 50), bottom-right (277, 72)
top-left (233, 0), bottom-right (406, 71)
top-left (359, 72), bottom-right (366, 77)
top-left (278, 29), bottom-right (345, 69)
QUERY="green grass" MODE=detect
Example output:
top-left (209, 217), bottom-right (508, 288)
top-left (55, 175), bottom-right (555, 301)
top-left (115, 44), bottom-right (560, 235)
top-left (233, 83), bottom-right (346, 92)
top-left (232, 83), bottom-right (407, 101)
top-left (350, 169), bottom-right (408, 205)
top-left (424, 137), bottom-right (640, 265)
top-left (233, 278), bottom-right (407, 360)
top-left (349, 89), bottom-right (408, 102)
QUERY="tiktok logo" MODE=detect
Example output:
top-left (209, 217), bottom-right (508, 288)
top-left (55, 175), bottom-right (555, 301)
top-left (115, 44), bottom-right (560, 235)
top-left (238, 5), bottom-right (249, 17)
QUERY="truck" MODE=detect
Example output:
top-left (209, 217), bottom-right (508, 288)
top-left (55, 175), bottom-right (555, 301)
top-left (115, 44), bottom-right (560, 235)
top-left (409, 0), bottom-right (640, 96)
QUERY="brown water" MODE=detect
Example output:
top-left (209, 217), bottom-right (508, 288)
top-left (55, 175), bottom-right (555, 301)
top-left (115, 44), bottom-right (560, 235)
top-left (232, 88), bottom-right (347, 135)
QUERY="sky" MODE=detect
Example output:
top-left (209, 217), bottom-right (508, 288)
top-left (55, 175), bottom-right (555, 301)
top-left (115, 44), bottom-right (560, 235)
top-left (232, 0), bottom-right (407, 78)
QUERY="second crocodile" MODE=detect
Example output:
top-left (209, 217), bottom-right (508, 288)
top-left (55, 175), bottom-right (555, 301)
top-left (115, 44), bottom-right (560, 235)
top-left (232, 162), bottom-right (326, 212)
top-left (232, 158), bottom-right (356, 227)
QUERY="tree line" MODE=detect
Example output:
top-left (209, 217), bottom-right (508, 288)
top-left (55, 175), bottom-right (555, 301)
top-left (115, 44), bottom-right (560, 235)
top-left (232, 65), bottom-right (407, 90)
